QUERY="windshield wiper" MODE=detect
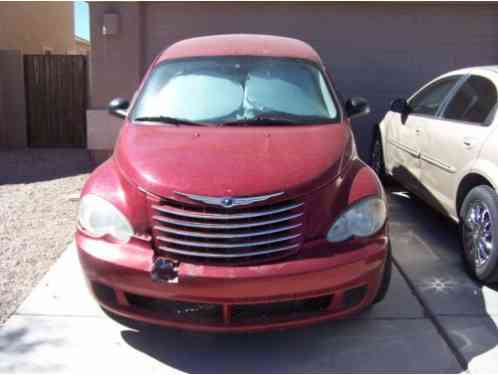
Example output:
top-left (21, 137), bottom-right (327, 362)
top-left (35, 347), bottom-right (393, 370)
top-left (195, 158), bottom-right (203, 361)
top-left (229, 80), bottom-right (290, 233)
top-left (220, 112), bottom-right (334, 126)
top-left (221, 116), bottom-right (302, 126)
top-left (133, 116), bottom-right (210, 126)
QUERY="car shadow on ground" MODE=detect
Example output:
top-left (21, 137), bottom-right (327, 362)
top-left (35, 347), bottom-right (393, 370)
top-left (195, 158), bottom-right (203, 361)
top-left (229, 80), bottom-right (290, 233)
top-left (0, 148), bottom-right (93, 185)
top-left (388, 183), bottom-right (498, 371)
top-left (117, 185), bottom-right (498, 373)
top-left (119, 316), bottom-right (458, 373)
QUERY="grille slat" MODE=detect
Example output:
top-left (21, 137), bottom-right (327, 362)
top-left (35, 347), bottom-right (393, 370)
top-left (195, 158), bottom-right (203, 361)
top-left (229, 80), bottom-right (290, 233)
top-left (158, 244), bottom-right (300, 259)
top-left (150, 194), bottom-right (304, 263)
top-left (152, 202), bottom-right (304, 220)
top-left (156, 233), bottom-right (301, 249)
top-left (152, 212), bottom-right (304, 229)
top-left (154, 223), bottom-right (303, 239)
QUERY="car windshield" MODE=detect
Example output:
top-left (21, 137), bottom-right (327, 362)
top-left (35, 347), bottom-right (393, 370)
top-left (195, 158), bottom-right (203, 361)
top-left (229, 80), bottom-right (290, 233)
top-left (130, 56), bottom-right (339, 125)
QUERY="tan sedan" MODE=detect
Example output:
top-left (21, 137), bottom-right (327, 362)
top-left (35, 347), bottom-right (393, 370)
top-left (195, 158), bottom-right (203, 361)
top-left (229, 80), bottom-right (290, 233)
top-left (372, 66), bottom-right (498, 283)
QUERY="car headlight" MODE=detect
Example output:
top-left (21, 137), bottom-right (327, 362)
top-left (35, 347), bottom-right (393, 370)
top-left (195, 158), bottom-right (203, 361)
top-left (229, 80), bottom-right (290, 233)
top-left (78, 194), bottom-right (134, 242)
top-left (326, 196), bottom-right (386, 243)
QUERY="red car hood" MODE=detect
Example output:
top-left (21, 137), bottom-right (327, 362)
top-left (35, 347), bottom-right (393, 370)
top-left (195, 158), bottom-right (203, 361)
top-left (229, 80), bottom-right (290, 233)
top-left (114, 121), bottom-right (351, 198)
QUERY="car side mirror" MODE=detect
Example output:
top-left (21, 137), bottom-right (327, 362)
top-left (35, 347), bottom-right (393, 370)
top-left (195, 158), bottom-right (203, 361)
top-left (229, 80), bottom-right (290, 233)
top-left (345, 97), bottom-right (370, 119)
top-left (390, 98), bottom-right (410, 115)
top-left (108, 97), bottom-right (129, 119)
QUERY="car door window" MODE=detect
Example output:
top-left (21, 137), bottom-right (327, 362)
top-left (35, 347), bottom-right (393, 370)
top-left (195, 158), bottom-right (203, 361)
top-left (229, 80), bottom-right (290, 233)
top-left (442, 75), bottom-right (497, 125)
top-left (408, 76), bottom-right (462, 116)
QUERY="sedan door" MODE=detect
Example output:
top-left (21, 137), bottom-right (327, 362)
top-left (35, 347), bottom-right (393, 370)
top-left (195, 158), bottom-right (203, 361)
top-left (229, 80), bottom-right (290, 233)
top-left (388, 75), bottom-right (463, 192)
top-left (418, 74), bottom-right (498, 218)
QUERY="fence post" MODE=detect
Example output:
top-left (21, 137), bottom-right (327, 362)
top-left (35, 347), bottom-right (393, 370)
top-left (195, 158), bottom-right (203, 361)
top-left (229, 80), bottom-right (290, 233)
top-left (0, 49), bottom-right (27, 148)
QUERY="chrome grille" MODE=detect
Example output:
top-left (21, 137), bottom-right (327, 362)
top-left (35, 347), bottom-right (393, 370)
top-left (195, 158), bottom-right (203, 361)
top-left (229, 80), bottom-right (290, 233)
top-left (150, 196), bottom-right (304, 263)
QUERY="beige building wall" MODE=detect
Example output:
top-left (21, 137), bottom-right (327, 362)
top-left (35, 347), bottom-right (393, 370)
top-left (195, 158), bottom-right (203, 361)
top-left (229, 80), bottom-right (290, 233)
top-left (75, 37), bottom-right (91, 56)
top-left (86, 2), bottom-right (142, 160)
top-left (88, 2), bottom-right (143, 109)
top-left (0, 2), bottom-right (75, 54)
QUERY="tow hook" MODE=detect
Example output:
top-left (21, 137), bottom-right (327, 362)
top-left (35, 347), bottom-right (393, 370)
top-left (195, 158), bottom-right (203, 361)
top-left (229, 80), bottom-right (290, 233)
top-left (151, 257), bottom-right (179, 284)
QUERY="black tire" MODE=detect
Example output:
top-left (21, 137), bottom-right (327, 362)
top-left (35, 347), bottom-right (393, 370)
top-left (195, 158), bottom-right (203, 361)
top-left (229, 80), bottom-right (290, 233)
top-left (370, 130), bottom-right (390, 184)
top-left (373, 244), bottom-right (392, 304)
top-left (459, 185), bottom-right (498, 284)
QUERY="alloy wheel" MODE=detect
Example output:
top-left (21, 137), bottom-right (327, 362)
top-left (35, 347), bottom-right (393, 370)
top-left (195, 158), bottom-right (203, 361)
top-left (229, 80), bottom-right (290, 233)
top-left (463, 201), bottom-right (494, 268)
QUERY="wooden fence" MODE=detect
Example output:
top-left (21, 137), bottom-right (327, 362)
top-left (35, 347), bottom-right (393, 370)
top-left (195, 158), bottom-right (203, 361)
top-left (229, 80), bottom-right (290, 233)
top-left (24, 54), bottom-right (87, 147)
top-left (0, 50), bottom-right (27, 148)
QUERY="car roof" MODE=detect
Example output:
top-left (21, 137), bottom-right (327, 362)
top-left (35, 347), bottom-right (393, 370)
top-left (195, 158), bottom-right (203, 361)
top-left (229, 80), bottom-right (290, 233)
top-left (407, 65), bottom-right (498, 102)
top-left (479, 65), bottom-right (498, 74)
top-left (156, 34), bottom-right (322, 64)
top-left (439, 65), bottom-right (498, 78)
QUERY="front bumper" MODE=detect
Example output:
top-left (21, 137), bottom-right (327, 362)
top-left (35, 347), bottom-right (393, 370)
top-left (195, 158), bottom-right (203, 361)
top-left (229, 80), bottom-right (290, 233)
top-left (77, 232), bottom-right (388, 332)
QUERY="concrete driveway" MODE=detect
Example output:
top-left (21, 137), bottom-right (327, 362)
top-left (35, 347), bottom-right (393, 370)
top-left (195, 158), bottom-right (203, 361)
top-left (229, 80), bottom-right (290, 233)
top-left (2, 186), bottom-right (498, 373)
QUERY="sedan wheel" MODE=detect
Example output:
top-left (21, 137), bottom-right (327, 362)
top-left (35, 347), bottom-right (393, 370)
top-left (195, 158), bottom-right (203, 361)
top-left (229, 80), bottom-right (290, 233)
top-left (463, 201), bottom-right (493, 268)
top-left (460, 185), bottom-right (498, 283)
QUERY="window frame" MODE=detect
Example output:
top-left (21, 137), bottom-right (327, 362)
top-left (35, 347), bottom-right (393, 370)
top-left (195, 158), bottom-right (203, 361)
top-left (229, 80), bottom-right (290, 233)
top-left (438, 74), bottom-right (498, 127)
top-left (407, 74), bottom-right (466, 120)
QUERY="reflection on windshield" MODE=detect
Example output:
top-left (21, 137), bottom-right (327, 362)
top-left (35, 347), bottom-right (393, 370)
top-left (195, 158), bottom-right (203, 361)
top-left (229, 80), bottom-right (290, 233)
top-left (131, 56), bottom-right (339, 125)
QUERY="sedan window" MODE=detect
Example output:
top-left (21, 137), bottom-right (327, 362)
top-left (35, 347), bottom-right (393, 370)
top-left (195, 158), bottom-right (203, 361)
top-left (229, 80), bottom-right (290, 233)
top-left (442, 75), bottom-right (497, 125)
top-left (408, 76), bottom-right (461, 116)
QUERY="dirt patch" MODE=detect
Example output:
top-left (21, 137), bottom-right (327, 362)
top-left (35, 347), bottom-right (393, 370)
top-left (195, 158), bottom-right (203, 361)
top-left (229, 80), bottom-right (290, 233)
top-left (0, 149), bottom-right (93, 323)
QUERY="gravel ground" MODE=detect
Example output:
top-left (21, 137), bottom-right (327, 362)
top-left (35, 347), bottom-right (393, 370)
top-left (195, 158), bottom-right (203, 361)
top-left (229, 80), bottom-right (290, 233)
top-left (0, 149), bottom-right (93, 324)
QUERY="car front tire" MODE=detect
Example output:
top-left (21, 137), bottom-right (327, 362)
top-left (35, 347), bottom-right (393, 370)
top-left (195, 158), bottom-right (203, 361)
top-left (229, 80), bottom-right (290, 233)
top-left (370, 131), bottom-right (390, 184)
top-left (460, 185), bottom-right (498, 284)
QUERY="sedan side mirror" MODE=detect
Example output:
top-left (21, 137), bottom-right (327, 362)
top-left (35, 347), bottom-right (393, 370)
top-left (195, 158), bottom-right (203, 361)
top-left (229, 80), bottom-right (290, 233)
top-left (390, 98), bottom-right (410, 115)
top-left (108, 97), bottom-right (130, 119)
top-left (345, 97), bottom-right (370, 119)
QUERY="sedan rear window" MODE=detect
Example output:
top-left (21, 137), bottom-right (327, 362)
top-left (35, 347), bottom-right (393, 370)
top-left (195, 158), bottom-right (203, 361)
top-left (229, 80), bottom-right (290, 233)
top-left (130, 56), bottom-right (339, 125)
top-left (442, 75), bottom-right (497, 125)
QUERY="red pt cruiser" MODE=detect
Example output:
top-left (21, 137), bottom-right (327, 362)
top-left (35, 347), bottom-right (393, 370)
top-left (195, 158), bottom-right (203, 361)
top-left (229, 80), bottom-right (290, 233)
top-left (77, 34), bottom-right (390, 332)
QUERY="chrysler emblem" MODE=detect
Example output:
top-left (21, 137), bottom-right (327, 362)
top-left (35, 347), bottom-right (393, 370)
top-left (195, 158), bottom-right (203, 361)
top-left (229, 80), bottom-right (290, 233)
top-left (175, 191), bottom-right (284, 208)
top-left (221, 197), bottom-right (234, 207)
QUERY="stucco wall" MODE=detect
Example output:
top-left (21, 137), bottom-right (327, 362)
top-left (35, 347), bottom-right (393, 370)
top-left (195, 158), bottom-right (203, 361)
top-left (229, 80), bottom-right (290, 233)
top-left (75, 38), bottom-right (91, 56)
top-left (88, 3), bottom-right (143, 109)
top-left (86, 2), bottom-right (143, 152)
top-left (0, 2), bottom-right (75, 54)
